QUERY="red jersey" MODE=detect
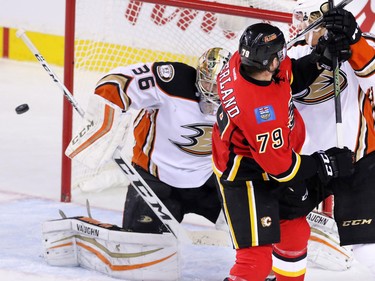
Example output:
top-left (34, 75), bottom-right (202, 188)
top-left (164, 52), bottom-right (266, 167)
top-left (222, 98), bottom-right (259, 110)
top-left (212, 51), bottom-right (305, 182)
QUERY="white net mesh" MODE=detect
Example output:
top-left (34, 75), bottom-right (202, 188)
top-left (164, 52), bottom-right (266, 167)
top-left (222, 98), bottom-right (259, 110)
top-left (74, 0), bottom-right (297, 72)
top-left (71, 0), bottom-right (298, 192)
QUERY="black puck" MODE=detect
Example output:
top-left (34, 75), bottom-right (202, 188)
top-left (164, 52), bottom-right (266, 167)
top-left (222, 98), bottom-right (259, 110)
top-left (15, 103), bottom-right (29, 114)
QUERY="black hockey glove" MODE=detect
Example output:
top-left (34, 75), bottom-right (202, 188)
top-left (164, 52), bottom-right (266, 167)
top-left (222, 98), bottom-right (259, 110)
top-left (323, 8), bottom-right (362, 45)
top-left (310, 33), bottom-right (351, 71)
top-left (327, 33), bottom-right (352, 62)
top-left (310, 35), bottom-right (333, 71)
top-left (312, 146), bottom-right (354, 185)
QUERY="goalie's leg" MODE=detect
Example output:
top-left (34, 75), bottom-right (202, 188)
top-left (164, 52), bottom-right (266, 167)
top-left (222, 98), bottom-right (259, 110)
top-left (306, 210), bottom-right (354, 271)
top-left (122, 165), bottom-right (182, 233)
top-left (177, 173), bottom-right (222, 224)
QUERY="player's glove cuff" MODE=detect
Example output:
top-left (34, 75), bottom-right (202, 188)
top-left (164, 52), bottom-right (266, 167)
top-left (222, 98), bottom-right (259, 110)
top-left (312, 150), bottom-right (334, 185)
top-left (324, 146), bottom-right (355, 178)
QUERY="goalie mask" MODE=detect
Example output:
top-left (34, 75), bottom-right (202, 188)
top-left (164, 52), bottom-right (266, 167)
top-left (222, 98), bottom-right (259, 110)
top-left (239, 23), bottom-right (286, 71)
top-left (196, 47), bottom-right (231, 115)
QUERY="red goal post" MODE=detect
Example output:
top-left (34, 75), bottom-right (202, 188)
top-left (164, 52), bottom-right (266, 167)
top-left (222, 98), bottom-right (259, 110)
top-left (62, 0), bottom-right (298, 202)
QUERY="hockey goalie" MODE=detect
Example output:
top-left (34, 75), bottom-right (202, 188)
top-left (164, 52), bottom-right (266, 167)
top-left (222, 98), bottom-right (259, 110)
top-left (44, 47), bottom-right (234, 280)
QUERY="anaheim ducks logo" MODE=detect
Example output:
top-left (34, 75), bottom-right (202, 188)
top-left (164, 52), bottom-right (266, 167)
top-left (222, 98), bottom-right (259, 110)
top-left (170, 124), bottom-right (213, 156)
top-left (293, 69), bottom-right (348, 105)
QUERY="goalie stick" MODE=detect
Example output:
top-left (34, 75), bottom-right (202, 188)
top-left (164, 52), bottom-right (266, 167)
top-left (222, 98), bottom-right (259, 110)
top-left (16, 29), bottom-right (190, 243)
top-left (287, 0), bottom-right (353, 49)
top-left (15, 29), bottom-right (85, 117)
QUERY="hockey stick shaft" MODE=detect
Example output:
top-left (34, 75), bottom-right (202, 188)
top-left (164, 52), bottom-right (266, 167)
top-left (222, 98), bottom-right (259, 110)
top-left (287, 0), bottom-right (353, 49)
top-left (328, 0), bottom-right (344, 148)
top-left (16, 29), bottom-right (86, 118)
top-left (17, 29), bottom-right (190, 242)
top-left (321, 0), bottom-right (343, 217)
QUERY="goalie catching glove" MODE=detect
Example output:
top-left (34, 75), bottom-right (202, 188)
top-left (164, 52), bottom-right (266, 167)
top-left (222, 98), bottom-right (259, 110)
top-left (65, 94), bottom-right (131, 170)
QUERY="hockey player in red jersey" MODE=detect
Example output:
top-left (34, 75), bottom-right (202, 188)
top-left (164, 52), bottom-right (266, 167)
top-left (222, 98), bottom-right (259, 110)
top-left (66, 47), bottom-right (231, 234)
top-left (212, 23), bottom-right (354, 281)
top-left (289, 0), bottom-right (375, 279)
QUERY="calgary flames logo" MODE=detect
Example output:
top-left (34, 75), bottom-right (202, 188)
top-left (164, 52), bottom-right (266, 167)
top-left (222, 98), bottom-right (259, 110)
top-left (293, 69), bottom-right (348, 105)
top-left (261, 216), bottom-right (272, 227)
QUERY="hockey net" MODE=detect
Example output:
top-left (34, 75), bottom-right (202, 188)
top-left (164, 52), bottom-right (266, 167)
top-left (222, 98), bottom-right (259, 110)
top-left (67, 0), bottom-right (298, 197)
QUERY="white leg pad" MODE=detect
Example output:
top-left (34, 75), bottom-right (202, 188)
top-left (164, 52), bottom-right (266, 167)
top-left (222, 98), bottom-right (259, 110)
top-left (306, 211), bottom-right (354, 271)
top-left (42, 217), bottom-right (179, 281)
top-left (42, 219), bottom-right (79, 266)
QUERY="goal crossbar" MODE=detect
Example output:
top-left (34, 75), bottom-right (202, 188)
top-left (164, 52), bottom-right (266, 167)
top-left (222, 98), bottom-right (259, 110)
top-left (139, 0), bottom-right (293, 23)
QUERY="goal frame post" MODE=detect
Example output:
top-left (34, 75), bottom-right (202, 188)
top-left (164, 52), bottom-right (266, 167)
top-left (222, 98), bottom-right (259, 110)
top-left (61, 0), bottom-right (76, 202)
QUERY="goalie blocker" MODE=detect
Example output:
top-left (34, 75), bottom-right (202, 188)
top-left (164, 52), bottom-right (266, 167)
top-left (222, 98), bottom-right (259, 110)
top-left (42, 216), bottom-right (179, 280)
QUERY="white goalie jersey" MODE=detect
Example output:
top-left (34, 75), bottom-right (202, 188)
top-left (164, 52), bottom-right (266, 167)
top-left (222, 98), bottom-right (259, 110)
top-left (288, 34), bottom-right (375, 160)
top-left (66, 62), bottom-right (215, 188)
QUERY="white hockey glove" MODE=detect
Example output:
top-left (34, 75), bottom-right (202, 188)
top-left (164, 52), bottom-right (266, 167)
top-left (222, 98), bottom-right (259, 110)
top-left (306, 211), bottom-right (354, 271)
top-left (65, 94), bottom-right (131, 170)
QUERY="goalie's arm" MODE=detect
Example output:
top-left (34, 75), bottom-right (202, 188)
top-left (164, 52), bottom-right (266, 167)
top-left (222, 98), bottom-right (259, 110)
top-left (65, 94), bottom-right (132, 170)
top-left (65, 63), bottom-right (163, 169)
top-left (94, 63), bottom-right (164, 111)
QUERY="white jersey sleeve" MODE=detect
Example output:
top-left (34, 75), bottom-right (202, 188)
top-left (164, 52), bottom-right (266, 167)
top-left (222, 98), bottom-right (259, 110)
top-left (96, 62), bottom-right (163, 111)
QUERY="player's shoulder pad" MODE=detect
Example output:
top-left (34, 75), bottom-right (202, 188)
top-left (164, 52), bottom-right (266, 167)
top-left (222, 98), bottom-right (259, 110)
top-left (152, 62), bottom-right (199, 102)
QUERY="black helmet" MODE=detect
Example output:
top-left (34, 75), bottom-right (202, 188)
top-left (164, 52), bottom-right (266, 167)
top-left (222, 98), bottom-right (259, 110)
top-left (239, 23), bottom-right (286, 69)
